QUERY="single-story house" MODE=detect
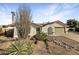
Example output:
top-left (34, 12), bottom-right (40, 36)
top-left (29, 20), bottom-right (69, 36)
top-left (1, 20), bottom-right (69, 38)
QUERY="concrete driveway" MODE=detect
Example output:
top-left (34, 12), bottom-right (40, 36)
top-left (64, 32), bottom-right (79, 42)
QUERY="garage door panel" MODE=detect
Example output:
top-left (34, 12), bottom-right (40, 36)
top-left (55, 27), bottom-right (65, 36)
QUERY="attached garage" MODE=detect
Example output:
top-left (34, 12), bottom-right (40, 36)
top-left (39, 20), bottom-right (68, 36)
top-left (55, 27), bottom-right (65, 36)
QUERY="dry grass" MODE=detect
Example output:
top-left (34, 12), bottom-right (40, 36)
top-left (0, 36), bottom-right (13, 49)
top-left (0, 41), bottom-right (12, 49)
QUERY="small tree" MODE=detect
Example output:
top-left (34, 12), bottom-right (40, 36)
top-left (67, 19), bottom-right (77, 28)
top-left (15, 5), bottom-right (31, 39)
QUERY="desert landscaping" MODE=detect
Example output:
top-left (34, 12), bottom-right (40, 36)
top-left (0, 4), bottom-right (79, 55)
top-left (0, 33), bottom-right (79, 55)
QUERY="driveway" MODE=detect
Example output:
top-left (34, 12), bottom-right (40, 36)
top-left (64, 32), bottom-right (79, 42)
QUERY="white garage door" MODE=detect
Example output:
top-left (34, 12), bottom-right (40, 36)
top-left (55, 27), bottom-right (65, 36)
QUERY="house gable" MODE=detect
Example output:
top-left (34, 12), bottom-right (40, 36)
top-left (41, 21), bottom-right (68, 36)
top-left (42, 20), bottom-right (68, 27)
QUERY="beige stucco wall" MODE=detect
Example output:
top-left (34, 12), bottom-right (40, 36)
top-left (29, 25), bottom-right (37, 37)
top-left (6, 27), bottom-right (14, 31)
top-left (42, 23), bottom-right (67, 36)
top-left (65, 27), bottom-right (69, 34)
top-left (1, 27), bottom-right (14, 33)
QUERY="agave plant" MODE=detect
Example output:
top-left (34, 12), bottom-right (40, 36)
top-left (7, 40), bottom-right (33, 55)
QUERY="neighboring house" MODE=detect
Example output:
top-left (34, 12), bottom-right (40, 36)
top-left (0, 25), bottom-right (14, 37)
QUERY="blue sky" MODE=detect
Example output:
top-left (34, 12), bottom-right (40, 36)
top-left (0, 3), bottom-right (79, 25)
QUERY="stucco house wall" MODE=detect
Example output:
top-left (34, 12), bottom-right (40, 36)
top-left (29, 25), bottom-right (37, 37)
top-left (41, 22), bottom-right (67, 36)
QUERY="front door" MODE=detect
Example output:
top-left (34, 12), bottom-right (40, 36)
top-left (48, 27), bottom-right (53, 35)
top-left (36, 28), bottom-right (41, 34)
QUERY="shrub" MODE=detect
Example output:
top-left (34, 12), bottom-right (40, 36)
top-left (75, 28), bottom-right (79, 32)
top-left (5, 29), bottom-right (14, 37)
top-left (7, 40), bottom-right (33, 55)
top-left (2, 25), bottom-right (7, 28)
top-left (39, 32), bottom-right (47, 41)
top-left (32, 32), bottom-right (47, 41)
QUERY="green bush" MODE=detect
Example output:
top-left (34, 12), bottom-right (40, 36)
top-left (7, 40), bottom-right (33, 55)
top-left (6, 29), bottom-right (14, 37)
top-left (32, 32), bottom-right (47, 41)
top-left (39, 32), bottom-right (47, 41)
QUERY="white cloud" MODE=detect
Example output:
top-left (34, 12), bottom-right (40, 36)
top-left (0, 5), bottom-right (13, 25)
top-left (0, 10), bottom-right (12, 25)
top-left (0, 3), bottom-right (79, 24)
top-left (33, 4), bottom-right (79, 23)
top-left (32, 4), bottom-right (59, 23)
